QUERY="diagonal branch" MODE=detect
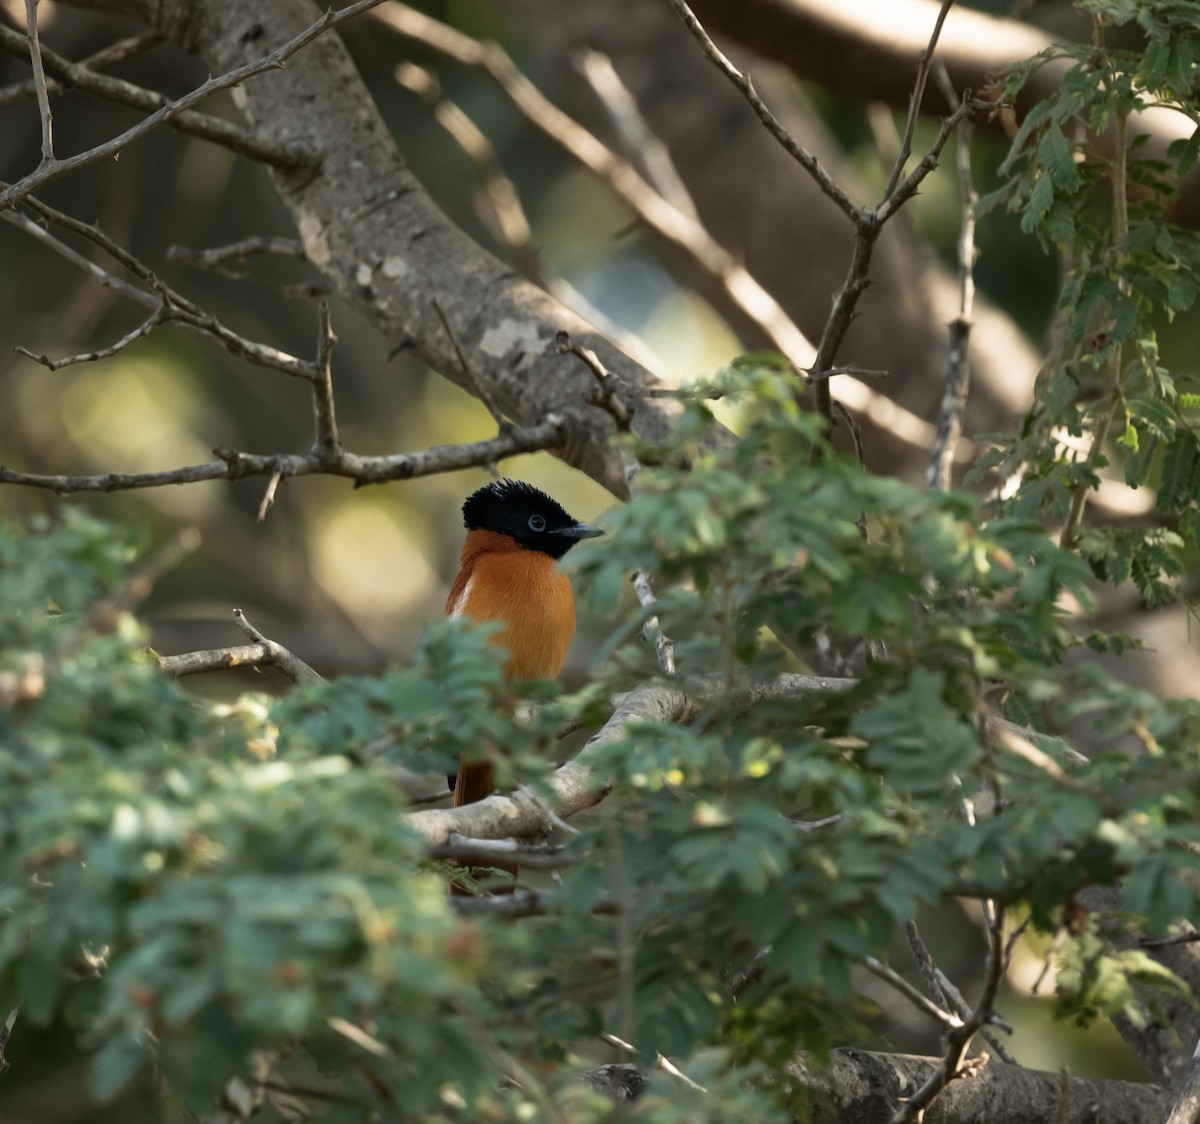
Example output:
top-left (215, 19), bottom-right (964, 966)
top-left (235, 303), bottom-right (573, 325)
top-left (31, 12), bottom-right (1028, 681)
top-left (372, 3), bottom-right (816, 372)
top-left (5, 192), bottom-right (317, 379)
top-left (0, 0), bottom-right (390, 214)
top-left (664, 0), bottom-right (861, 224)
top-left (0, 28), bottom-right (159, 109)
top-left (0, 22), bottom-right (311, 170)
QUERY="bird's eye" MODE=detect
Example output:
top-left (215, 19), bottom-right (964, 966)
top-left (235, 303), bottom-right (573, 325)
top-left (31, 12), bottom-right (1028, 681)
top-left (528, 514), bottom-right (547, 532)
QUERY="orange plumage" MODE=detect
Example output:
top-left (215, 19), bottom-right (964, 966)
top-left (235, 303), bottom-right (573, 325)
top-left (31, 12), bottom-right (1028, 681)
top-left (446, 480), bottom-right (602, 890)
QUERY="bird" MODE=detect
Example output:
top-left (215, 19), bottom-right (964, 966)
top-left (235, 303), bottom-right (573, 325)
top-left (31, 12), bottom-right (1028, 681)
top-left (445, 479), bottom-right (603, 890)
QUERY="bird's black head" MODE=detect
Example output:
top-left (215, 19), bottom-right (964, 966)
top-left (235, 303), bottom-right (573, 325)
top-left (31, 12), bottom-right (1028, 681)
top-left (462, 479), bottom-right (603, 559)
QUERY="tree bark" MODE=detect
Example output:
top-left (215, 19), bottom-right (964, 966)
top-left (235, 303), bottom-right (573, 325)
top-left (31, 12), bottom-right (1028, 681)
top-left (790, 1048), bottom-right (1168, 1124)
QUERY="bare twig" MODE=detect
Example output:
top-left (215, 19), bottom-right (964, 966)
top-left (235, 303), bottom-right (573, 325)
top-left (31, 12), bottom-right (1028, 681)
top-left (5, 196), bottom-right (317, 380)
top-left (0, 29), bottom-right (160, 110)
top-left (927, 68), bottom-right (978, 492)
top-left (631, 571), bottom-right (675, 674)
top-left (0, 23), bottom-right (311, 172)
top-left (882, 0), bottom-right (957, 201)
top-left (664, 0), bottom-right (860, 223)
top-left (257, 468), bottom-right (284, 525)
top-left (13, 299), bottom-right (169, 369)
top-left (311, 301), bottom-right (341, 460)
top-left (158, 609), bottom-right (322, 685)
top-left (890, 904), bottom-right (1008, 1123)
top-left (806, 364), bottom-right (890, 381)
top-left (0, 415), bottom-right (572, 495)
top-left (23, 0), bottom-right (53, 161)
top-left (0, 0), bottom-right (388, 214)
top-left (933, 965), bottom-right (1019, 1065)
top-left (167, 236), bottom-right (307, 273)
top-left (432, 299), bottom-right (508, 431)
top-left (550, 331), bottom-right (634, 429)
top-left (601, 1033), bottom-right (707, 1093)
top-left (862, 956), bottom-right (963, 1030)
top-left (905, 920), bottom-right (955, 1016)
top-left (373, 4), bottom-right (816, 372)
top-left (797, 0), bottom-right (994, 429)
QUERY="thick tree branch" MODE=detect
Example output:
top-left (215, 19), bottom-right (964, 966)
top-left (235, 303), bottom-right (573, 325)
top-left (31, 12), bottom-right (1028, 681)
top-left (788, 1048), bottom-right (1168, 1123)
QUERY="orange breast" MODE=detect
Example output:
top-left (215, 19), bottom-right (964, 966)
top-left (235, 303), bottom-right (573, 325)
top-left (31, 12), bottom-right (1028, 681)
top-left (446, 530), bottom-right (576, 680)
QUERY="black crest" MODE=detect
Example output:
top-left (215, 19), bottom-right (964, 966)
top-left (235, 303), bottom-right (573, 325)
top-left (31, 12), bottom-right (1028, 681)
top-left (462, 479), bottom-right (603, 559)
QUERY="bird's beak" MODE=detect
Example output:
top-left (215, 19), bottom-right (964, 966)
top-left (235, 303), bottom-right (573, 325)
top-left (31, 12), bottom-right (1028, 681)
top-left (560, 523), bottom-right (605, 540)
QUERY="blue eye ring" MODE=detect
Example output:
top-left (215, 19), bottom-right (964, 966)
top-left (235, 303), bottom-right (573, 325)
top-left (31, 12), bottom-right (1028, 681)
top-left (528, 514), bottom-right (547, 532)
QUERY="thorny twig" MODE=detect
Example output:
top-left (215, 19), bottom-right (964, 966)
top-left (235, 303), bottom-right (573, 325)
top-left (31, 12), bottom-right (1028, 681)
top-left (0, 417), bottom-right (572, 495)
top-left (23, 0), bottom-right (53, 161)
top-left (862, 956), bottom-right (963, 1030)
top-left (0, 28), bottom-right (159, 110)
top-left (0, 22), bottom-right (310, 171)
top-left (663, 0), bottom-right (859, 223)
top-left (601, 1033), bottom-right (706, 1094)
top-left (5, 194), bottom-right (316, 379)
top-left (0, 0), bottom-right (382, 213)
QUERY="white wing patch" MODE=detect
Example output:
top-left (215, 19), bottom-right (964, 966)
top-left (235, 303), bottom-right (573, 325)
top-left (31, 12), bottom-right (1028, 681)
top-left (447, 576), bottom-right (473, 619)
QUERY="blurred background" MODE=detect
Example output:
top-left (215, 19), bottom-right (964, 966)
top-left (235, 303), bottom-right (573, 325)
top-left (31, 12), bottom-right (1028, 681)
top-left (0, 0), bottom-right (1194, 1117)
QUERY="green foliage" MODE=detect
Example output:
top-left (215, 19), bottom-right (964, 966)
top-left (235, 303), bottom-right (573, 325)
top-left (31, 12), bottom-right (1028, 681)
top-left (984, 0), bottom-right (1200, 593)
top-left (7, 7), bottom-right (1200, 1119)
top-left (5, 335), bottom-right (1200, 1115)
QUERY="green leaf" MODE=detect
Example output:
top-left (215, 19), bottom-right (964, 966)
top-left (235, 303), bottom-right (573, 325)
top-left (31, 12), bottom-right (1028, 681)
top-left (1038, 122), bottom-right (1082, 192)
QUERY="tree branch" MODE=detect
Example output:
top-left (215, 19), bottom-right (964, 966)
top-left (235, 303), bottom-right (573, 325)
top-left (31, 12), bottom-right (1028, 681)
top-left (0, 0), bottom-right (392, 214)
top-left (0, 28), bottom-right (159, 110)
top-left (0, 415), bottom-right (574, 494)
top-left (0, 21), bottom-right (312, 170)
top-left (372, 3), bottom-right (816, 373)
top-left (788, 1047), bottom-right (1168, 1123)
top-left (157, 609), bottom-right (322, 684)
